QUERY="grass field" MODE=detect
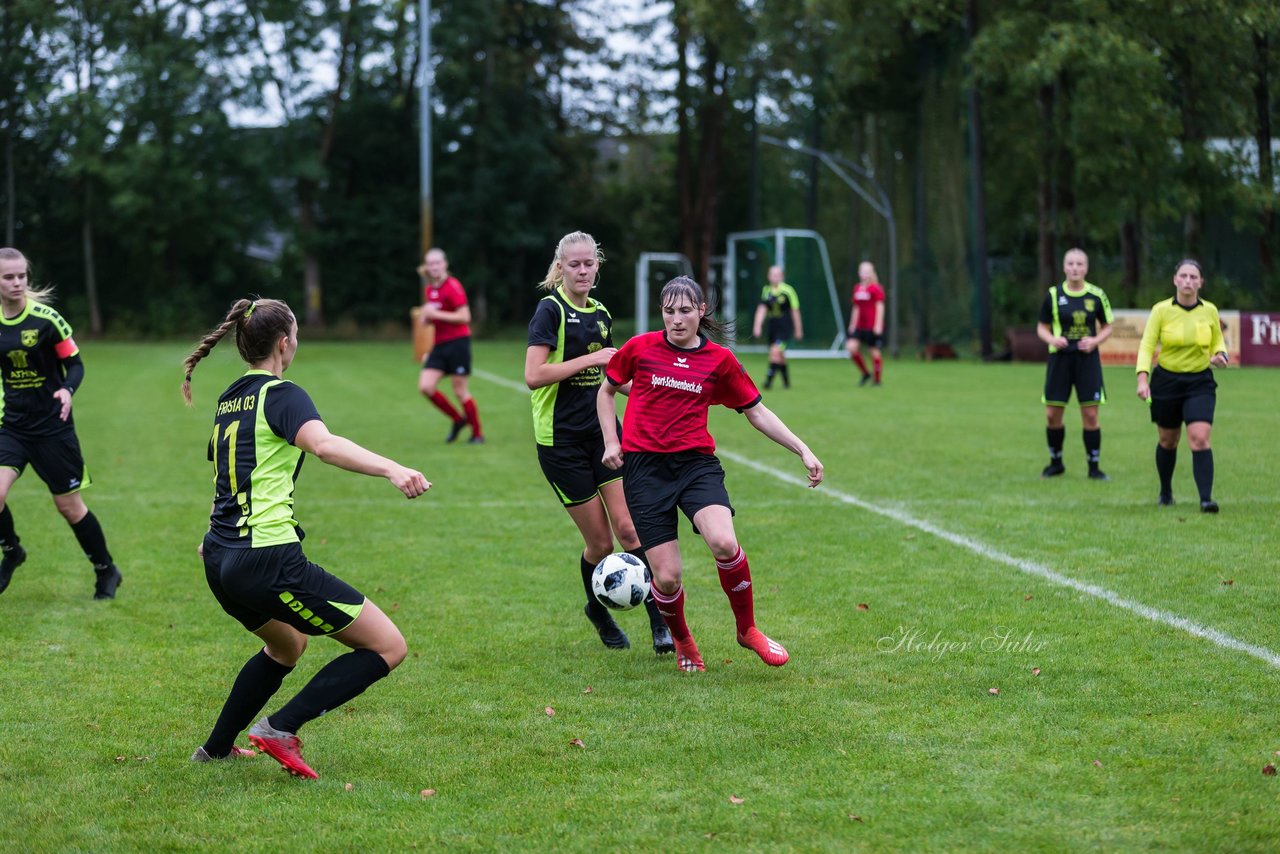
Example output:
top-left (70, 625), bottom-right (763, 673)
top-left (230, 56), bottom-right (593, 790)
top-left (0, 339), bottom-right (1277, 852)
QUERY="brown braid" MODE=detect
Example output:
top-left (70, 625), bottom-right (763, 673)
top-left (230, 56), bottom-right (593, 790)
top-left (182, 298), bottom-right (295, 405)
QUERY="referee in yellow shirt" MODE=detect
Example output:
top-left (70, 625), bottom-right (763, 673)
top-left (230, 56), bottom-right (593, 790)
top-left (1135, 260), bottom-right (1228, 512)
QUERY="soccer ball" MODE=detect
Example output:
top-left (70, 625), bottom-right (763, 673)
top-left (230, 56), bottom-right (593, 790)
top-left (591, 553), bottom-right (651, 611)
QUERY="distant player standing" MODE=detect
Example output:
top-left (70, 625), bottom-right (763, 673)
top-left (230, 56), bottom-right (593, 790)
top-left (184, 298), bottom-right (429, 778)
top-left (417, 248), bottom-right (484, 443)
top-left (0, 247), bottom-right (122, 599)
top-left (599, 276), bottom-right (823, 673)
top-left (524, 231), bottom-right (672, 654)
top-left (1036, 248), bottom-right (1114, 480)
top-left (751, 265), bottom-right (802, 389)
top-left (1135, 259), bottom-right (1228, 511)
top-left (847, 260), bottom-right (886, 386)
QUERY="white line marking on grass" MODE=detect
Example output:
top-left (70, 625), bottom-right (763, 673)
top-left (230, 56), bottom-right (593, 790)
top-left (474, 368), bottom-right (1280, 671)
top-left (719, 448), bottom-right (1280, 671)
top-left (474, 369), bottom-right (531, 395)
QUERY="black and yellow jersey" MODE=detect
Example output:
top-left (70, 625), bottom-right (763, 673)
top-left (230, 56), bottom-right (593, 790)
top-left (760, 283), bottom-right (800, 320)
top-left (0, 300), bottom-right (80, 435)
top-left (206, 371), bottom-right (322, 548)
top-left (1038, 281), bottom-right (1114, 354)
top-left (1136, 297), bottom-right (1227, 375)
top-left (527, 287), bottom-right (613, 446)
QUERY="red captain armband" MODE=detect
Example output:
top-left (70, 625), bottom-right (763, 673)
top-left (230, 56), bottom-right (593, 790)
top-left (55, 337), bottom-right (79, 359)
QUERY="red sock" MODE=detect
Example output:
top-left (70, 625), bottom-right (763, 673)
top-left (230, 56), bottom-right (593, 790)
top-left (716, 547), bottom-right (755, 636)
top-left (851, 353), bottom-right (868, 375)
top-left (427, 391), bottom-right (463, 422)
top-left (650, 583), bottom-right (691, 642)
top-left (463, 398), bottom-right (482, 438)
top-left (873, 355), bottom-right (882, 382)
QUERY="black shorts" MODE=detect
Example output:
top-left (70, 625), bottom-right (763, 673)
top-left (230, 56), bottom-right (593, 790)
top-left (0, 429), bottom-right (91, 495)
top-left (202, 536), bottom-right (365, 636)
top-left (537, 437), bottom-right (623, 507)
top-left (765, 318), bottom-right (794, 349)
top-left (423, 336), bottom-right (472, 375)
top-left (1042, 351), bottom-right (1106, 407)
top-left (851, 329), bottom-right (883, 349)
top-left (622, 450), bottom-right (734, 550)
top-left (1149, 367), bottom-right (1216, 429)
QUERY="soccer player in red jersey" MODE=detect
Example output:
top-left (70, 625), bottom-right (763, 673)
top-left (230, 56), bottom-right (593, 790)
top-left (597, 276), bottom-right (824, 672)
top-left (417, 248), bottom-right (484, 443)
top-left (847, 261), bottom-right (886, 386)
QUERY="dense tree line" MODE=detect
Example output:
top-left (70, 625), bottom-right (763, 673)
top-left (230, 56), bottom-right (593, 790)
top-left (1, 0), bottom-right (1276, 347)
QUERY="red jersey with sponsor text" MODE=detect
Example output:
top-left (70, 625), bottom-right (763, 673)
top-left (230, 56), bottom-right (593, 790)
top-left (851, 282), bottom-right (885, 330)
top-left (605, 331), bottom-right (761, 455)
top-left (422, 276), bottom-right (470, 344)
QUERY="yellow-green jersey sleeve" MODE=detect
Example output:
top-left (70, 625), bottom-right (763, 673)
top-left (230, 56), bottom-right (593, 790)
top-left (1135, 301), bottom-right (1166, 375)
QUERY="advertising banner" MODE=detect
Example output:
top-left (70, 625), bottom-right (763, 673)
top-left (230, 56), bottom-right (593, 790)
top-left (1240, 312), bottom-right (1280, 366)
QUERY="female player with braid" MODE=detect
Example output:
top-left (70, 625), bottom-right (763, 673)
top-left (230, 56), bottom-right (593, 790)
top-left (184, 298), bottom-right (429, 778)
top-left (598, 276), bottom-right (824, 672)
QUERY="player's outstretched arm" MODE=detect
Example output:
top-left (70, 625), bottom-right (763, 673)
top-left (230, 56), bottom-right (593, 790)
top-left (294, 420), bottom-right (430, 498)
top-left (742, 403), bottom-right (824, 488)
top-left (597, 382), bottom-right (624, 470)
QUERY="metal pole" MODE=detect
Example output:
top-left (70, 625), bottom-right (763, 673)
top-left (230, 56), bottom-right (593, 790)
top-left (419, 0), bottom-right (433, 256)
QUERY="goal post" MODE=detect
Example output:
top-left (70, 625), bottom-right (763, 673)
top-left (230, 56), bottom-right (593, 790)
top-left (634, 252), bottom-right (693, 334)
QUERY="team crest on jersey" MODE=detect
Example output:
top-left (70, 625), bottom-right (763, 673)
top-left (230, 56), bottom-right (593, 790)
top-left (1084, 298), bottom-right (1096, 312)
top-left (20, 329), bottom-right (37, 347)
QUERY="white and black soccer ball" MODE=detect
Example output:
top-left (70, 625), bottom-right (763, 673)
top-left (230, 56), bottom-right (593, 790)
top-left (591, 552), bottom-right (651, 611)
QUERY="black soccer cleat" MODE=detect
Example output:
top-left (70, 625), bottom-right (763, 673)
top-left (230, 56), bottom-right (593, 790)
top-left (644, 598), bottom-right (674, 654)
top-left (467, 435), bottom-right (485, 445)
top-left (445, 419), bottom-right (468, 444)
top-left (859, 373), bottom-right (872, 387)
top-left (0, 545), bottom-right (26, 595)
top-left (93, 564), bottom-right (123, 600)
top-left (1040, 462), bottom-right (1065, 478)
top-left (1200, 500), bottom-right (1219, 514)
top-left (1087, 468), bottom-right (1110, 481)
top-left (584, 603), bottom-right (629, 649)
top-left (650, 622), bottom-right (675, 655)
top-left (1157, 493), bottom-right (1175, 507)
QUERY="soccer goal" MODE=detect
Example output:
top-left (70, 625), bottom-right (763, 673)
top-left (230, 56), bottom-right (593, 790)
top-left (634, 230), bottom-right (844, 357)
top-left (723, 228), bottom-right (844, 356)
top-left (634, 252), bottom-right (694, 335)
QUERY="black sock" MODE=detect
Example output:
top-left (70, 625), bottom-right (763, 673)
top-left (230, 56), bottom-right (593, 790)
top-left (765, 364), bottom-right (777, 386)
top-left (269, 648), bottom-right (391, 734)
top-left (1046, 427), bottom-right (1065, 464)
top-left (1083, 429), bottom-right (1101, 470)
top-left (204, 649), bottom-right (294, 757)
top-left (1155, 445), bottom-right (1177, 496)
top-left (780, 363), bottom-right (790, 387)
top-left (0, 505), bottom-right (18, 550)
top-left (1191, 448), bottom-right (1214, 502)
top-left (582, 553), bottom-right (608, 619)
top-left (70, 511), bottom-right (112, 567)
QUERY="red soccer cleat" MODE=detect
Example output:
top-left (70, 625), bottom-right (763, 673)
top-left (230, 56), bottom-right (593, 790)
top-left (673, 637), bottom-right (705, 672)
top-left (248, 718), bottom-right (318, 780)
top-left (737, 627), bottom-right (789, 667)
